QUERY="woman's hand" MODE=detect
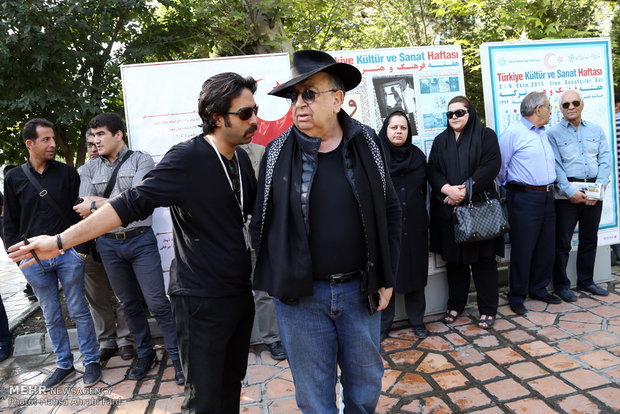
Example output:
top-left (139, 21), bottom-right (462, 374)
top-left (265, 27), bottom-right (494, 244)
top-left (441, 184), bottom-right (466, 205)
top-left (376, 287), bottom-right (393, 311)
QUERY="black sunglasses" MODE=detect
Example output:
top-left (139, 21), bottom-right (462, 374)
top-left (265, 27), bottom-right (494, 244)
top-left (561, 100), bottom-right (581, 109)
top-left (285, 89), bottom-right (338, 105)
top-left (226, 105), bottom-right (259, 121)
top-left (446, 109), bottom-right (468, 119)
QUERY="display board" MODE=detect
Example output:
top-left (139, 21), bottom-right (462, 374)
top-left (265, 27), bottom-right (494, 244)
top-left (480, 38), bottom-right (619, 246)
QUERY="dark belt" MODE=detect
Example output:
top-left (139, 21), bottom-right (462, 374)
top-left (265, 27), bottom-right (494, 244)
top-left (567, 177), bottom-right (596, 183)
top-left (317, 270), bottom-right (363, 283)
top-left (102, 226), bottom-right (149, 240)
top-left (508, 183), bottom-right (554, 192)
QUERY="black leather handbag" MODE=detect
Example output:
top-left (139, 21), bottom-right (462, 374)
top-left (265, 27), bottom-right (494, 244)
top-left (453, 178), bottom-right (510, 244)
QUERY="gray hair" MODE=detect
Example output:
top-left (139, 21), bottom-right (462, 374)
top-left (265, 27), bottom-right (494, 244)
top-left (84, 128), bottom-right (94, 139)
top-left (520, 92), bottom-right (547, 117)
top-left (559, 90), bottom-right (583, 104)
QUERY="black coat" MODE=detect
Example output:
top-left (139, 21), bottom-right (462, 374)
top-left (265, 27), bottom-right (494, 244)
top-left (428, 127), bottom-right (504, 264)
top-left (391, 146), bottom-right (429, 293)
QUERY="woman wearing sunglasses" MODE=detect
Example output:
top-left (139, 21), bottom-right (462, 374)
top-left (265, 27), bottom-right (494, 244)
top-left (377, 110), bottom-right (429, 341)
top-left (427, 96), bottom-right (504, 329)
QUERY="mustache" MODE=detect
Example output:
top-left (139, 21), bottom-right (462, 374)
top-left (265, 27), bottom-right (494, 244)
top-left (245, 126), bottom-right (257, 135)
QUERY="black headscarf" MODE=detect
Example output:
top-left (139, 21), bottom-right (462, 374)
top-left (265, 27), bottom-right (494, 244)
top-left (378, 110), bottom-right (417, 176)
top-left (433, 97), bottom-right (483, 185)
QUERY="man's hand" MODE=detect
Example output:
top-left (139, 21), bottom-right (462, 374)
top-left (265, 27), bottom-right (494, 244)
top-left (376, 287), bottom-right (393, 311)
top-left (8, 235), bottom-right (61, 267)
top-left (569, 191), bottom-right (587, 204)
top-left (584, 198), bottom-right (598, 206)
top-left (73, 196), bottom-right (103, 219)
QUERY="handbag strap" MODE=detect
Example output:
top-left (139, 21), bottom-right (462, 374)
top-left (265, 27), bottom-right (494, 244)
top-left (21, 163), bottom-right (72, 228)
top-left (465, 177), bottom-right (473, 205)
top-left (102, 150), bottom-right (133, 198)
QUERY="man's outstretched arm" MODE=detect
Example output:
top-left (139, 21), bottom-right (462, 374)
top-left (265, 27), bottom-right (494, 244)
top-left (8, 203), bottom-right (122, 266)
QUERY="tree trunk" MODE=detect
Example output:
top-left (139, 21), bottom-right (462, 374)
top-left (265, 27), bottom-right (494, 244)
top-left (243, 0), bottom-right (295, 54)
top-left (55, 124), bottom-right (74, 167)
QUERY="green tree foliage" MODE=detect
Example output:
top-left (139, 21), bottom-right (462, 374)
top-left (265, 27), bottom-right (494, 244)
top-left (611, 3), bottom-right (620, 91)
top-left (431, 0), bottom-right (602, 119)
top-left (0, 0), bottom-right (162, 166)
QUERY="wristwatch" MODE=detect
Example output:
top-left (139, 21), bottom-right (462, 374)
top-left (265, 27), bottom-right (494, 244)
top-left (90, 201), bottom-right (97, 214)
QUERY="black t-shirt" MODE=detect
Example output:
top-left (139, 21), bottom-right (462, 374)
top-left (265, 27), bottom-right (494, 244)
top-left (308, 140), bottom-right (366, 278)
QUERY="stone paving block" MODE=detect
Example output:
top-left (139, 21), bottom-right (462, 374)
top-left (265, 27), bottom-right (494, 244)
top-left (524, 311), bottom-right (557, 326)
top-left (375, 394), bottom-right (398, 413)
top-left (524, 300), bottom-right (547, 312)
top-left (518, 340), bottom-right (556, 357)
top-left (400, 396), bottom-right (451, 413)
top-left (113, 399), bottom-right (149, 414)
top-left (444, 332), bottom-right (467, 346)
top-left (583, 331), bottom-right (620, 347)
top-left (381, 369), bottom-right (401, 392)
top-left (390, 372), bottom-right (433, 396)
top-left (504, 397), bottom-right (556, 413)
top-left (577, 350), bottom-right (620, 369)
top-left (12, 333), bottom-right (44, 356)
top-left (485, 347), bottom-right (526, 365)
top-left (466, 363), bottom-right (505, 382)
top-left (484, 378), bottom-right (529, 401)
top-left (491, 318), bottom-right (515, 331)
top-left (560, 368), bottom-right (610, 389)
top-left (561, 311), bottom-right (603, 324)
top-left (425, 321), bottom-right (450, 334)
top-left (153, 396), bottom-right (183, 414)
top-left (512, 316), bottom-right (535, 328)
top-left (575, 297), bottom-right (604, 308)
top-left (448, 348), bottom-right (485, 366)
top-left (536, 326), bottom-right (571, 341)
top-left (545, 302), bottom-right (578, 313)
top-left (454, 323), bottom-right (488, 337)
top-left (588, 386), bottom-right (620, 411)
top-left (506, 361), bottom-right (548, 380)
top-left (158, 380), bottom-right (183, 396)
top-left (537, 353), bottom-right (581, 372)
top-left (609, 345), bottom-right (620, 357)
top-left (239, 406), bottom-right (261, 414)
top-left (389, 327), bottom-right (424, 342)
top-left (431, 369), bottom-right (469, 390)
top-left (473, 335), bottom-right (499, 348)
top-left (501, 329), bottom-right (536, 343)
top-left (417, 353), bottom-right (454, 373)
top-left (558, 320), bottom-right (601, 335)
top-left (596, 291), bottom-right (620, 303)
top-left (447, 387), bottom-right (491, 410)
top-left (417, 336), bottom-right (453, 352)
top-left (557, 394), bottom-right (601, 414)
top-left (602, 366), bottom-right (620, 381)
top-left (389, 349), bottom-right (424, 366)
top-left (138, 379), bottom-right (156, 395)
top-left (266, 378), bottom-right (295, 400)
top-left (381, 337), bottom-right (413, 352)
top-left (557, 338), bottom-right (595, 354)
top-left (527, 375), bottom-right (575, 397)
top-left (245, 364), bottom-right (280, 385)
top-left (588, 305), bottom-right (620, 318)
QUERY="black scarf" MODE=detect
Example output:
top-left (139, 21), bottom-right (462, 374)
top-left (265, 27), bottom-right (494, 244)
top-left (378, 110), bottom-right (418, 176)
top-left (434, 97), bottom-right (483, 185)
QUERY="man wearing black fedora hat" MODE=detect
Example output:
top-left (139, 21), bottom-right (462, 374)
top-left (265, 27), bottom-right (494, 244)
top-left (251, 50), bottom-right (401, 413)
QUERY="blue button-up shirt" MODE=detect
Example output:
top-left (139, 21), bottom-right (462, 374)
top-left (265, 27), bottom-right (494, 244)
top-left (497, 117), bottom-right (557, 186)
top-left (547, 118), bottom-right (611, 198)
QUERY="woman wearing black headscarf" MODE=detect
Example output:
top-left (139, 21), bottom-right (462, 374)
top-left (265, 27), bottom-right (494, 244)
top-left (379, 111), bottom-right (429, 340)
top-left (428, 96), bottom-right (503, 329)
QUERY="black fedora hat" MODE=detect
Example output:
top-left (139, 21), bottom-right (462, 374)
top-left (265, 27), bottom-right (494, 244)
top-left (269, 50), bottom-right (362, 97)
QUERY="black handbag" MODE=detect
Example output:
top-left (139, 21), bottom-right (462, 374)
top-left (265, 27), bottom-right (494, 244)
top-left (453, 178), bottom-right (510, 244)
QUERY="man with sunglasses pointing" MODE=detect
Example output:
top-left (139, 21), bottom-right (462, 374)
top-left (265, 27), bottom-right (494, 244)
top-left (547, 91), bottom-right (611, 299)
top-left (250, 50), bottom-right (401, 413)
top-left (9, 73), bottom-right (258, 413)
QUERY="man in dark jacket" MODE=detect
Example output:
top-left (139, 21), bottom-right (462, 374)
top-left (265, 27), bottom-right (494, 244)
top-left (250, 50), bottom-right (401, 413)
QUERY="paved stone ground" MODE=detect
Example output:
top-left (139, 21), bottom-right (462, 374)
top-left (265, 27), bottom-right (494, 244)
top-left (0, 246), bottom-right (618, 413)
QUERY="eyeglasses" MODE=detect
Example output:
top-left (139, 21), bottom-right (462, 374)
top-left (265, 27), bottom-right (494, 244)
top-left (285, 89), bottom-right (338, 105)
top-left (226, 105), bottom-right (259, 121)
top-left (561, 100), bottom-right (581, 109)
top-left (446, 109), bottom-right (468, 119)
top-left (86, 142), bottom-right (96, 148)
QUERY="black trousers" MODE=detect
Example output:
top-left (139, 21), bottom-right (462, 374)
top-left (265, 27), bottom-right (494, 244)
top-left (171, 291), bottom-right (255, 414)
top-left (553, 199), bottom-right (603, 291)
top-left (506, 189), bottom-right (555, 305)
top-left (380, 289), bottom-right (426, 335)
top-left (446, 256), bottom-right (499, 316)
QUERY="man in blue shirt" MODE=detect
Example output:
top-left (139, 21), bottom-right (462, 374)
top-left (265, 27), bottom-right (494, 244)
top-left (498, 91), bottom-right (559, 315)
top-left (547, 91), bottom-right (611, 299)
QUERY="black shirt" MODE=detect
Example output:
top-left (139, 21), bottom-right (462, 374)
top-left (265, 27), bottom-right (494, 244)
top-left (308, 140), bottom-right (366, 278)
top-left (110, 135), bottom-right (257, 297)
top-left (3, 160), bottom-right (81, 248)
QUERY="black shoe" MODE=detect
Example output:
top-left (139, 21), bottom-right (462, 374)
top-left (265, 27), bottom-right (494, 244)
top-left (0, 344), bottom-right (10, 362)
top-left (530, 293), bottom-right (561, 304)
top-left (555, 289), bottom-right (577, 302)
top-left (509, 302), bottom-right (527, 315)
top-left (42, 367), bottom-right (75, 389)
top-left (99, 347), bottom-right (118, 361)
top-left (119, 345), bottom-right (136, 360)
top-left (577, 284), bottom-right (609, 296)
top-left (267, 341), bottom-right (287, 360)
top-left (127, 351), bottom-right (158, 380)
top-left (172, 359), bottom-right (185, 385)
top-left (413, 325), bottom-right (428, 339)
top-left (83, 363), bottom-right (101, 387)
